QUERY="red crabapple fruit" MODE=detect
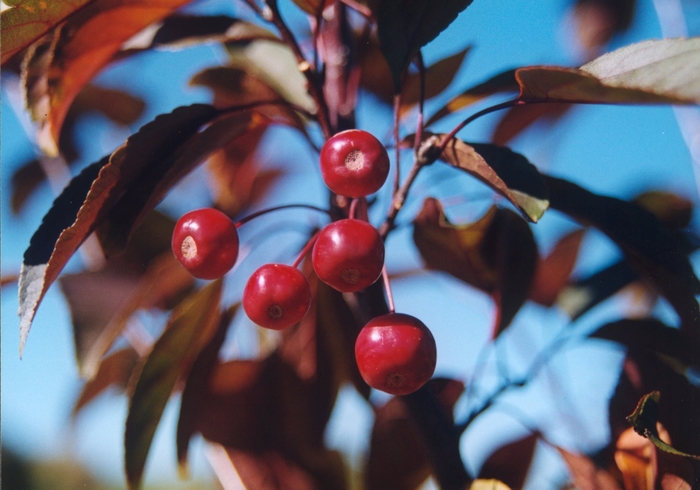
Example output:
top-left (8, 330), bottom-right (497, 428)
top-left (243, 263), bottom-right (312, 330)
top-left (312, 219), bottom-right (384, 293)
top-left (172, 208), bottom-right (239, 280)
top-left (320, 129), bottom-right (390, 198)
top-left (355, 313), bottom-right (437, 395)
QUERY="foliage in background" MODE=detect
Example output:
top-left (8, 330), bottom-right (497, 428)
top-left (2, 0), bottom-right (700, 488)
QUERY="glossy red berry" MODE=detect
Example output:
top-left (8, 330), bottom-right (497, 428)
top-left (243, 264), bottom-right (312, 330)
top-left (355, 313), bottom-right (437, 395)
top-left (312, 219), bottom-right (384, 293)
top-left (320, 129), bottom-right (390, 198)
top-left (172, 208), bottom-right (239, 280)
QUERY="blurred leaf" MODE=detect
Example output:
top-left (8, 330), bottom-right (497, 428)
top-left (434, 137), bottom-right (549, 222)
top-left (491, 103), bottom-right (572, 146)
top-left (225, 40), bottom-right (316, 113)
top-left (358, 33), bottom-right (394, 103)
top-left (11, 158), bottom-right (46, 214)
top-left (557, 259), bottom-right (638, 319)
top-left (400, 48), bottom-right (471, 115)
top-left (196, 354), bottom-right (348, 489)
top-left (122, 14), bottom-right (279, 51)
top-left (20, 0), bottom-right (194, 156)
top-left (177, 305), bottom-right (236, 475)
top-left (426, 69), bottom-right (519, 127)
top-left (591, 319), bottom-right (700, 373)
top-left (96, 109), bottom-right (254, 257)
top-left (125, 280), bottom-right (223, 490)
top-left (413, 199), bottom-right (538, 337)
top-left (72, 252), bottom-right (196, 380)
top-left (626, 392), bottom-right (700, 461)
top-left (191, 66), bottom-right (306, 131)
top-left (556, 446), bottom-right (622, 490)
top-left (70, 84), bottom-right (145, 125)
top-left (18, 104), bottom-right (223, 357)
top-left (469, 480), bottom-right (512, 490)
top-left (72, 348), bottom-right (139, 418)
top-left (529, 229), bottom-right (585, 306)
top-left (478, 433), bottom-right (538, 489)
top-left (571, 0), bottom-right (635, 55)
top-left (376, 0), bottom-right (473, 92)
top-left (516, 38), bottom-right (700, 105)
top-left (291, 0), bottom-right (333, 15)
top-left (545, 175), bottom-right (700, 338)
top-left (365, 378), bottom-right (464, 490)
top-left (634, 191), bottom-right (693, 230)
top-left (0, 0), bottom-right (98, 65)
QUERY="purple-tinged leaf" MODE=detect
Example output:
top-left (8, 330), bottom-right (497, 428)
top-left (478, 434), bottom-right (538, 490)
top-left (516, 38), bottom-right (700, 105)
top-left (433, 136), bottom-right (549, 222)
top-left (529, 229), bottom-right (585, 307)
top-left (125, 280), bottom-right (223, 490)
top-left (376, 0), bottom-right (474, 92)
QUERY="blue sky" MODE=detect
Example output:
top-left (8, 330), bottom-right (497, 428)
top-left (2, 0), bottom-right (700, 488)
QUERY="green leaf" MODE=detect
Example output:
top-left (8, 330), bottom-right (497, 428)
top-left (17, 104), bottom-right (224, 357)
top-left (626, 392), bottom-right (700, 461)
top-left (516, 37), bottom-right (700, 105)
top-left (125, 280), bottom-right (223, 490)
top-left (413, 199), bottom-right (538, 337)
top-left (433, 136), bottom-right (550, 222)
top-left (0, 0), bottom-right (98, 65)
top-left (377, 0), bottom-right (474, 92)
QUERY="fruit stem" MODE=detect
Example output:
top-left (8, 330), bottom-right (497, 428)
top-left (381, 265), bottom-right (395, 313)
top-left (438, 98), bottom-right (523, 152)
top-left (292, 231), bottom-right (320, 268)
top-left (263, 0), bottom-right (333, 139)
top-left (235, 204), bottom-right (332, 228)
top-left (378, 157), bottom-right (424, 239)
top-left (349, 198), bottom-right (359, 219)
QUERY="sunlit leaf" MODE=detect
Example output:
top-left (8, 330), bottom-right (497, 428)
top-left (225, 40), bottom-right (316, 113)
top-left (72, 348), bottom-right (140, 418)
top-left (17, 104), bottom-right (224, 357)
top-left (516, 37), bottom-right (700, 105)
top-left (634, 190), bottom-right (693, 230)
top-left (413, 199), bottom-right (538, 337)
top-left (20, 0), bottom-right (195, 156)
top-left (478, 433), bottom-right (538, 489)
top-left (400, 48), bottom-right (471, 115)
top-left (556, 446), bottom-right (622, 490)
top-left (125, 280), bottom-right (223, 490)
top-left (0, 0), bottom-right (98, 65)
top-left (626, 392), bottom-right (700, 461)
top-left (376, 0), bottom-right (474, 92)
top-left (529, 229), bottom-right (585, 306)
top-left (545, 176), bottom-right (700, 338)
top-left (426, 69), bottom-right (519, 127)
top-left (469, 480), bottom-right (512, 490)
top-left (291, 0), bottom-right (333, 16)
top-left (433, 136), bottom-right (549, 222)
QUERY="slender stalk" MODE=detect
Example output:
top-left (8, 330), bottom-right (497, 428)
top-left (381, 265), bottom-right (395, 313)
top-left (235, 204), bottom-right (331, 228)
top-left (378, 157), bottom-right (424, 239)
top-left (264, 0), bottom-right (333, 139)
top-left (413, 52), bottom-right (426, 156)
top-left (393, 94), bottom-right (402, 195)
top-left (292, 231), bottom-right (320, 268)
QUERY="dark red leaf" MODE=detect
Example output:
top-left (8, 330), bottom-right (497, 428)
top-left (125, 280), bottom-right (223, 490)
top-left (556, 446), bottom-right (622, 490)
top-left (570, 0), bottom-right (635, 56)
top-left (491, 103), bottom-right (572, 146)
top-left (376, 0), bottom-right (474, 92)
top-left (413, 199), bottom-right (538, 337)
top-left (529, 229), bottom-right (586, 306)
top-left (478, 433), bottom-right (538, 490)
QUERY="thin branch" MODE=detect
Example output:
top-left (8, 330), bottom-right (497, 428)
top-left (235, 204), bottom-right (332, 227)
top-left (393, 93), bottom-right (402, 194)
top-left (264, 0), bottom-right (333, 139)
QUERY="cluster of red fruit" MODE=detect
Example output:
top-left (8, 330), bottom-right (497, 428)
top-left (171, 130), bottom-right (436, 395)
